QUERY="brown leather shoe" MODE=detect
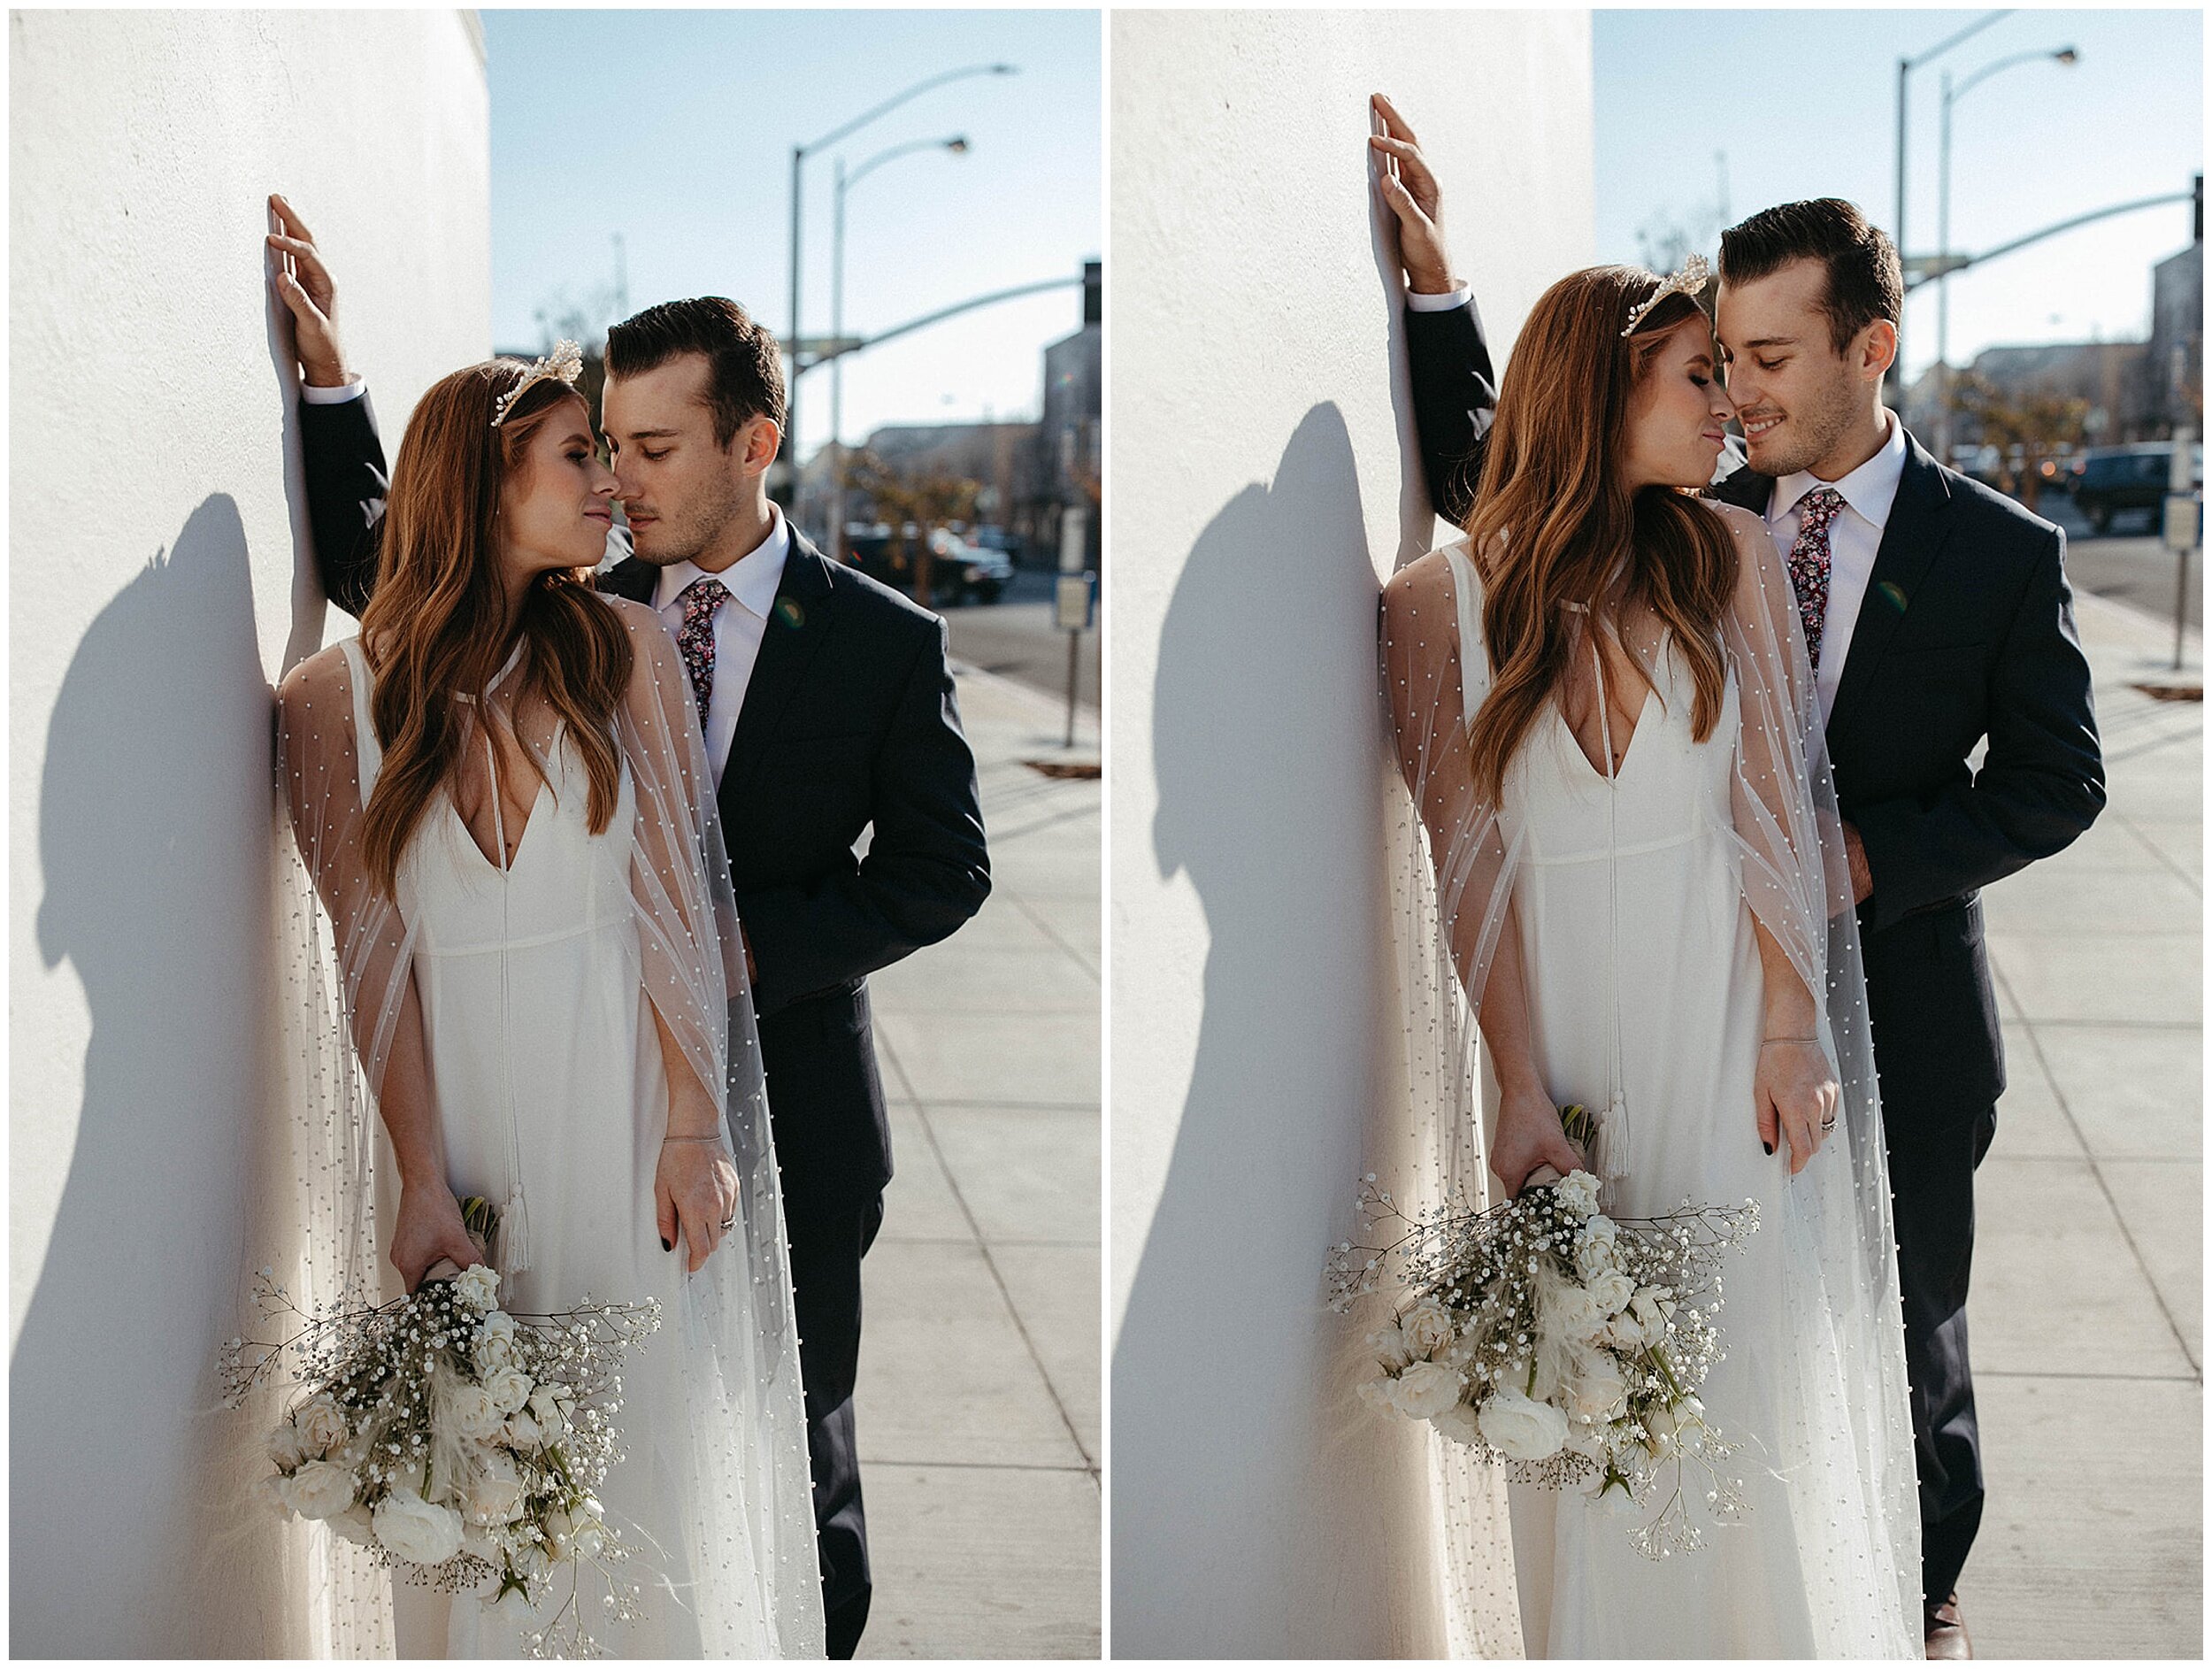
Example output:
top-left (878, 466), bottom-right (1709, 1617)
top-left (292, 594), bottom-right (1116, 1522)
top-left (1924, 1593), bottom-right (1972, 1660)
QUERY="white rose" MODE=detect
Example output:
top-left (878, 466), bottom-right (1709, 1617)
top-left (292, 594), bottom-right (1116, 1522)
top-left (474, 1312), bottom-right (518, 1370)
top-left (528, 1381), bottom-right (571, 1434)
top-left (1356, 1375), bottom-right (1395, 1413)
top-left (481, 1366), bottom-right (534, 1415)
top-left (1476, 1387), bottom-right (1570, 1461)
top-left (295, 1393), bottom-right (349, 1458)
top-left (1586, 1271), bottom-right (1635, 1317)
top-left (1602, 1311), bottom-right (1645, 1351)
top-left (265, 1420), bottom-right (311, 1473)
top-left (501, 1411), bottom-right (543, 1450)
top-left (252, 1473), bottom-right (294, 1519)
top-left (374, 1488), bottom-right (465, 1566)
top-left (284, 1459), bottom-right (358, 1520)
top-left (1400, 1299), bottom-right (1455, 1361)
top-left (1563, 1346), bottom-right (1629, 1421)
top-left (485, 1584), bottom-right (535, 1621)
top-left (569, 1516), bottom-right (605, 1557)
top-left (1368, 1321), bottom-right (1415, 1373)
top-left (452, 1265), bottom-right (500, 1314)
top-left (328, 1504), bottom-right (376, 1547)
top-left (1387, 1360), bottom-right (1464, 1419)
top-left (446, 1381), bottom-right (506, 1442)
top-left (1629, 1289), bottom-right (1676, 1344)
top-left (1573, 1212), bottom-right (1619, 1271)
top-left (1591, 1473), bottom-right (1644, 1519)
top-left (1550, 1169), bottom-right (1601, 1219)
top-left (1541, 1283), bottom-right (1609, 1343)
top-left (465, 1457), bottom-right (527, 1527)
top-left (1429, 1400), bottom-right (1486, 1447)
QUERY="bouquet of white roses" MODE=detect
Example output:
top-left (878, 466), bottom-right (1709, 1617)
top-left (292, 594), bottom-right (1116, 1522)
top-left (223, 1198), bottom-right (662, 1657)
top-left (1329, 1111), bottom-right (1761, 1557)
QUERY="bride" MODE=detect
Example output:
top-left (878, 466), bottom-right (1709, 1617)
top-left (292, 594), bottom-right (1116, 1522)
top-left (273, 349), bottom-right (823, 1657)
top-left (1375, 256), bottom-right (1922, 1651)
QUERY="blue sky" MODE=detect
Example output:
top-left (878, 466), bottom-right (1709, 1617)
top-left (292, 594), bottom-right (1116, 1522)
top-left (482, 9), bottom-right (1101, 465)
top-left (1594, 8), bottom-right (2202, 383)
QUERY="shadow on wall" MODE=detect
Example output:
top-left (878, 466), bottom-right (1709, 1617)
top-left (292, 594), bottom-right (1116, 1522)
top-left (1113, 405), bottom-right (1436, 1656)
top-left (12, 496), bottom-right (303, 1656)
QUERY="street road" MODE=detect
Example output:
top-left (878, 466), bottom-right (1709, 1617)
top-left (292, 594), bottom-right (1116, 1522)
top-left (2040, 494), bottom-right (2201, 637)
top-left (941, 567), bottom-right (1102, 711)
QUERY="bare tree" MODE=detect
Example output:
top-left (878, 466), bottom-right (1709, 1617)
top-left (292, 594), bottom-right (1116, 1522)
top-left (845, 450), bottom-right (981, 605)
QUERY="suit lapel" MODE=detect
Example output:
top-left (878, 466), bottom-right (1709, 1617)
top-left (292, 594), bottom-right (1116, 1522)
top-left (1706, 461), bottom-right (1773, 513)
top-left (596, 555), bottom-right (657, 604)
top-left (1825, 435), bottom-right (1955, 749)
top-left (723, 530), bottom-right (839, 800)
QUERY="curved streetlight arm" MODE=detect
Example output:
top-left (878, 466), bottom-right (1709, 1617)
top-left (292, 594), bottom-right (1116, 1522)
top-left (847, 135), bottom-right (966, 193)
top-left (1905, 189), bottom-right (2197, 292)
top-left (801, 62), bottom-right (1013, 158)
top-left (809, 276), bottom-right (1083, 370)
top-left (1951, 45), bottom-right (2077, 105)
top-left (1908, 9), bottom-right (2011, 72)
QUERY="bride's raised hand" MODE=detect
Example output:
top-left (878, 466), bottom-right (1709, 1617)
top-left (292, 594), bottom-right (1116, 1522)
top-left (1368, 93), bottom-right (1455, 295)
top-left (1756, 1038), bottom-right (1839, 1177)
top-left (391, 1186), bottom-right (488, 1294)
top-left (1488, 1081), bottom-right (1586, 1199)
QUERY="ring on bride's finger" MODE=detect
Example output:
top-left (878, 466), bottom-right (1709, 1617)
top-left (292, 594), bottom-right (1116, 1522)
top-left (1819, 1115), bottom-right (1838, 1132)
top-left (718, 1211), bottom-right (738, 1231)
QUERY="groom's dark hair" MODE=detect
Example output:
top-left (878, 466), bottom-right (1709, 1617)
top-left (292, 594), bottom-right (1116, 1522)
top-left (1719, 199), bottom-right (1902, 357)
top-left (605, 296), bottom-right (787, 450)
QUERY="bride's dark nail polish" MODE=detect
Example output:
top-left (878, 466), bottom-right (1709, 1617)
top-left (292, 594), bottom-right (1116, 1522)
top-left (1763, 1141), bottom-right (1774, 1156)
top-left (661, 1236), bottom-right (672, 1251)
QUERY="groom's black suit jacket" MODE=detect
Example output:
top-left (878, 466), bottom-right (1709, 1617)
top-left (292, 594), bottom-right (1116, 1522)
top-left (300, 389), bottom-right (992, 1221)
top-left (1405, 299), bottom-right (2105, 1119)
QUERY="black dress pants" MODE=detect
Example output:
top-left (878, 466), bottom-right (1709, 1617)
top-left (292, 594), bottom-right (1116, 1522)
top-left (787, 1194), bottom-right (887, 1659)
top-left (1883, 1100), bottom-right (1999, 1608)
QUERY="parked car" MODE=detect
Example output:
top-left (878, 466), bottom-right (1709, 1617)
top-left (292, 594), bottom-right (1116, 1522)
top-left (2066, 443), bottom-right (2204, 534)
top-left (840, 525), bottom-right (1011, 606)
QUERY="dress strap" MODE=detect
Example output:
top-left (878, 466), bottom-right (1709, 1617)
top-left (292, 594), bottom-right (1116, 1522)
top-left (333, 638), bottom-right (382, 805)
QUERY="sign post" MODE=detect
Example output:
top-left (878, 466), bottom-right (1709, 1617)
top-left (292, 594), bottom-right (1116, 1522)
top-left (2165, 426), bottom-right (2200, 673)
top-left (1056, 505), bottom-right (1095, 749)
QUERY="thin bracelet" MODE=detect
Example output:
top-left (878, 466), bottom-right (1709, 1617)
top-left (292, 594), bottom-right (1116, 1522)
top-left (1759, 1035), bottom-right (1818, 1048)
top-left (663, 1134), bottom-right (728, 1145)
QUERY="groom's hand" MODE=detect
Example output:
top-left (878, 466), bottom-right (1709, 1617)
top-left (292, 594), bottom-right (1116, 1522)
top-left (1368, 93), bottom-right (1456, 295)
top-left (1840, 820), bottom-right (1874, 905)
top-left (265, 193), bottom-right (351, 388)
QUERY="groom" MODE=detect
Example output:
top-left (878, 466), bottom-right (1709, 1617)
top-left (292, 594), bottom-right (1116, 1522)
top-left (268, 200), bottom-right (992, 1658)
top-left (1373, 112), bottom-right (2106, 1657)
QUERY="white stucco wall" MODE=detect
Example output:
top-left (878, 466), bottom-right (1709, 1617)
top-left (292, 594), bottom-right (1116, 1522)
top-left (1110, 10), bottom-right (1592, 1654)
top-left (10, 10), bottom-right (489, 1653)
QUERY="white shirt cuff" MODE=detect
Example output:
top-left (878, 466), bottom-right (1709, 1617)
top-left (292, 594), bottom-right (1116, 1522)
top-left (300, 376), bottom-right (365, 405)
top-left (1405, 283), bottom-right (1471, 313)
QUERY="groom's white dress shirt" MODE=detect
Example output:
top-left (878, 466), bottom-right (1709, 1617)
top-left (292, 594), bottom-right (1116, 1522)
top-left (1763, 408), bottom-right (1908, 726)
top-left (654, 511), bottom-right (789, 786)
top-left (300, 375), bottom-right (788, 782)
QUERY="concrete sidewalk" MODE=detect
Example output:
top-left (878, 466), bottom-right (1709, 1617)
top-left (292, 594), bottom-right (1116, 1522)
top-left (1967, 588), bottom-right (2202, 1657)
top-left (852, 665), bottom-right (1102, 1659)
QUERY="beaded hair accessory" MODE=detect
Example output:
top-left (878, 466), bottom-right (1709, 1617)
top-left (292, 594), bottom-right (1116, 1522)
top-left (489, 339), bottom-right (585, 427)
top-left (1621, 253), bottom-right (1710, 338)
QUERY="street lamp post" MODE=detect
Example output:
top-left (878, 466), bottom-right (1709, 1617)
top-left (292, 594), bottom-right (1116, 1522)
top-left (1935, 44), bottom-right (2079, 460)
top-left (831, 135), bottom-right (970, 565)
top-left (784, 62), bottom-right (1015, 521)
top-left (1894, 10), bottom-right (2011, 404)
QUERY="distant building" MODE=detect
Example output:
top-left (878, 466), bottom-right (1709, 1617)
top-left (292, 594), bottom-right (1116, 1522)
top-left (2136, 239), bottom-right (2204, 439)
top-left (1038, 260), bottom-right (1103, 573)
top-left (1904, 234), bottom-right (2205, 454)
top-left (1903, 340), bottom-right (2147, 452)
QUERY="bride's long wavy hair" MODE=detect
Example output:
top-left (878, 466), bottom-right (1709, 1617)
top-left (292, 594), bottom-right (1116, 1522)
top-left (1462, 265), bottom-right (1737, 801)
top-left (357, 361), bottom-right (632, 895)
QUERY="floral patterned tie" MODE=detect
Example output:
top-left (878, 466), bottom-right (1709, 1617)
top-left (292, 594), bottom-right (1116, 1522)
top-left (1786, 487), bottom-right (1846, 673)
top-left (674, 577), bottom-right (729, 734)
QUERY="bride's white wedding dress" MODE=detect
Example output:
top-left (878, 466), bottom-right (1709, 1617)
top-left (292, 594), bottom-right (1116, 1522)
top-left (1383, 505), bottom-right (1919, 1659)
top-left (278, 605), bottom-right (822, 1659)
